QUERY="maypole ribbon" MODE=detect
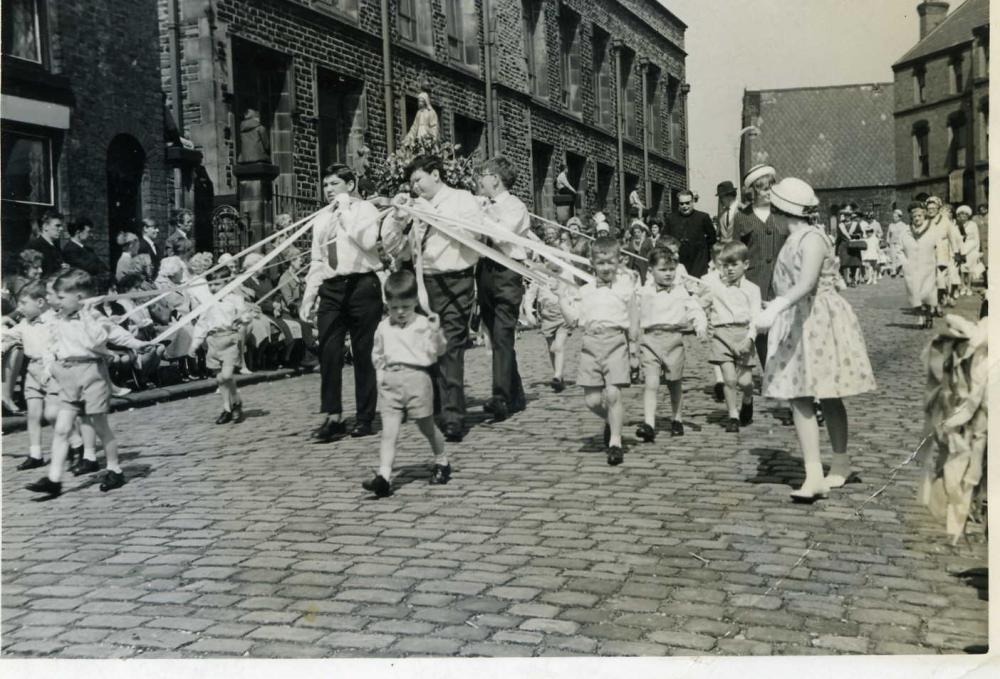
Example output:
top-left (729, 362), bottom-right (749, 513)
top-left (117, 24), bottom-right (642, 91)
top-left (151, 213), bottom-right (318, 343)
top-left (529, 211), bottom-right (649, 263)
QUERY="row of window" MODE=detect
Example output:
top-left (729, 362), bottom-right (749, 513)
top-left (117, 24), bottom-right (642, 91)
top-left (910, 103), bottom-right (988, 178)
top-left (911, 40), bottom-right (988, 106)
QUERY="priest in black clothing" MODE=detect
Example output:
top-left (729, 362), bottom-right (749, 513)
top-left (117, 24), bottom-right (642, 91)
top-left (663, 189), bottom-right (716, 277)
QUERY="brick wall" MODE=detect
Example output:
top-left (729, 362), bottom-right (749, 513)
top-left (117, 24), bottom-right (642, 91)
top-left (50, 0), bottom-right (169, 264)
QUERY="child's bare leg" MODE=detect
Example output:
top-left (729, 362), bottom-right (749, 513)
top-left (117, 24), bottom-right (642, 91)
top-left (666, 379), bottom-right (683, 422)
top-left (80, 420), bottom-right (98, 462)
top-left (87, 415), bottom-right (120, 473)
top-left (26, 399), bottom-right (44, 458)
top-left (720, 362), bottom-right (739, 418)
top-left (68, 417), bottom-right (84, 451)
top-left (47, 409), bottom-right (78, 483)
top-left (642, 370), bottom-right (660, 428)
top-left (551, 328), bottom-right (568, 380)
top-left (819, 398), bottom-right (851, 487)
top-left (583, 387), bottom-right (607, 420)
top-left (790, 397), bottom-right (827, 497)
top-left (606, 385), bottom-right (623, 447)
top-left (415, 415), bottom-right (447, 467)
top-left (738, 365), bottom-right (753, 404)
top-left (218, 362), bottom-right (235, 411)
top-left (378, 411), bottom-right (404, 480)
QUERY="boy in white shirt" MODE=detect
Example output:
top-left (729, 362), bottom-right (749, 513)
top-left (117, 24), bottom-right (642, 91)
top-left (701, 243), bottom-right (727, 402)
top-left (558, 236), bottom-right (639, 466)
top-left (635, 248), bottom-right (707, 443)
top-left (701, 242), bottom-right (761, 432)
top-left (521, 259), bottom-right (576, 392)
top-left (25, 270), bottom-right (154, 498)
top-left (363, 270), bottom-right (449, 497)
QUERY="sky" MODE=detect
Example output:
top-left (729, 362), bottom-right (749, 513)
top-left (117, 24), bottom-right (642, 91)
top-left (662, 0), bottom-right (934, 210)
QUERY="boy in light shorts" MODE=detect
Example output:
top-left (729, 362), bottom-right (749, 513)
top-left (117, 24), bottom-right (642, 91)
top-left (558, 236), bottom-right (639, 466)
top-left (363, 270), bottom-right (449, 498)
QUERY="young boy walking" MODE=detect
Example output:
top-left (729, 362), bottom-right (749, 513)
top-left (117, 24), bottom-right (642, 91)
top-left (362, 270), bottom-right (449, 497)
top-left (558, 236), bottom-right (639, 465)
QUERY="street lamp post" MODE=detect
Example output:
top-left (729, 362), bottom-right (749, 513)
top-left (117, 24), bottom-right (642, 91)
top-left (736, 125), bottom-right (760, 194)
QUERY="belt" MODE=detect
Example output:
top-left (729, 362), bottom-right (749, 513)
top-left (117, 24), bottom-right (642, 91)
top-left (713, 322), bottom-right (749, 328)
top-left (324, 270), bottom-right (378, 282)
top-left (425, 266), bottom-right (475, 279)
top-left (59, 356), bottom-right (104, 364)
top-left (384, 362), bottom-right (432, 373)
top-left (642, 324), bottom-right (687, 333)
top-left (583, 325), bottom-right (627, 338)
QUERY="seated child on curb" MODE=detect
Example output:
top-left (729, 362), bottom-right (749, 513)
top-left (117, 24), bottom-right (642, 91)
top-left (25, 269), bottom-right (155, 498)
top-left (635, 248), bottom-right (707, 443)
top-left (700, 241), bottom-right (761, 433)
top-left (189, 269), bottom-right (254, 425)
top-left (558, 236), bottom-right (639, 466)
top-left (363, 270), bottom-right (449, 497)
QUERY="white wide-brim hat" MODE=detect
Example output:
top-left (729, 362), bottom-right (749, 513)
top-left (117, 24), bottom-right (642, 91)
top-left (956, 205), bottom-right (973, 217)
top-left (743, 164), bottom-right (776, 190)
top-left (770, 177), bottom-right (819, 217)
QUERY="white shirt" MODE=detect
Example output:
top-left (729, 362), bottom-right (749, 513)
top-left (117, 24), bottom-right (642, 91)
top-left (193, 292), bottom-right (249, 344)
top-left (701, 275), bottom-right (761, 330)
top-left (372, 314), bottom-right (446, 371)
top-left (51, 308), bottom-right (146, 360)
top-left (143, 235), bottom-right (158, 256)
top-left (562, 271), bottom-right (637, 332)
top-left (302, 194), bottom-right (382, 309)
top-left (382, 185), bottom-right (482, 274)
top-left (752, 206), bottom-right (771, 223)
top-left (483, 190), bottom-right (530, 261)
top-left (2, 309), bottom-right (57, 360)
top-left (639, 282), bottom-right (707, 333)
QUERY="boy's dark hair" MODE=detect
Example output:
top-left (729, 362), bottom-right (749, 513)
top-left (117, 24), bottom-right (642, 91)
top-left (482, 156), bottom-right (518, 190)
top-left (67, 217), bottom-right (93, 237)
top-left (40, 210), bottom-right (63, 226)
top-left (647, 247), bottom-right (679, 267)
top-left (16, 280), bottom-right (48, 301)
top-left (710, 242), bottom-right (726, 260)
top-left (53, 268), bottom-right (96, 296)
top-left (322, 163), bottom-right (356, 187)
top-left (384, 269), bottom-right (419, 301)
top-left (404, 154), bottom-right (445, 182)
top-left (719, 241), bottom-right (750, 264)
top-left (907, 201), bottom-right (927, 213)
top-left (590, 235), bottom-right (621, 259)
top-left (117, 272), bottom-right (146, 292)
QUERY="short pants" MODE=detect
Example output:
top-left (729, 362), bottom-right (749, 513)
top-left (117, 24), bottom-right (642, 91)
top-left (710, 324), bottom-right (755, 367)
top-left (577, 328), bottom-right (630, 388)
top-left (640, 329), bottom-right (685, 381)
top-left (50, 359), bottom-right (111, 415)
top-left (206, 330), bottom-right (241, 371)
top-left (379, 365), bottom-right (434, 420)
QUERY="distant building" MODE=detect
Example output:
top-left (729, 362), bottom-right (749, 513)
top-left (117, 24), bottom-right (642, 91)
top-left (1, 0), bottom-right (169, 262)
top-left (740, 83), bottom-right (897, 224)
top-left (892, 0), bottom-right (988, 207)
top-left (159, 0), bottom-right (692, 252)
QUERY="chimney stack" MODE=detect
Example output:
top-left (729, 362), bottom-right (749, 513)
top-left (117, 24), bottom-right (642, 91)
top-left (918, 1), bottom-right (950, 40)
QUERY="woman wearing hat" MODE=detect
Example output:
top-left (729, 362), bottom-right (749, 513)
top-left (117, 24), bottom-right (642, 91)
top-left (955, 205), bottom-right (984, 296)
top-left (835, 206), bottom-right (865, 287)
top-left (885, 209), bottom-right (909, 277)
top-left (625, 219), bottom-right (653, 284)
top-left (755, 177), bottom-right (876, 503)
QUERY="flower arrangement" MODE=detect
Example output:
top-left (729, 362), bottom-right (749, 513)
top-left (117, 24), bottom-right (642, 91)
top-left (371, 133), bottom-right (480, 197)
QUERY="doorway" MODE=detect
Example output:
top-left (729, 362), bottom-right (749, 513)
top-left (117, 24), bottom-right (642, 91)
top-left (106, 133), bottom-right (146, 261)
top-left (317, 70), bottom-right (367, 178)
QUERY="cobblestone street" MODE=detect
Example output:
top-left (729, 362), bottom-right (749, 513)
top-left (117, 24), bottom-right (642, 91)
top-left (0, 278), bottom-right (988, 658)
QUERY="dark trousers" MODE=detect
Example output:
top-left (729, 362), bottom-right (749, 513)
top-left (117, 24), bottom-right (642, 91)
top-left (755, 332), bottom-right (768, 370)
top-left (477, 262), bottom-right (525, 408)
top-left (425, 268), bottom-right (475, 428)
top-left (316, 272), bottom-right (382, 421)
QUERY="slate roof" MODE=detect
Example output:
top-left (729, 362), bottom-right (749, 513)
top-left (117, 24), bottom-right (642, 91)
top-left (894, 0), bottom-right (989, 67)
top-left (742, 83), bottom-right (896, 190)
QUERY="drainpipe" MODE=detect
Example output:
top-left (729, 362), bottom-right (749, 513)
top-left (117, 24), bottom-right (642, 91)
top-left (168, 0), bottom-right (184, 209)
top-left (380, 0), bottom-right (395, 154)
top-left (482, 0), bottom-right (496, 155)
top-left (681, 82), bottom-right (691, 189)
top-left (613, 41), bottom-right (626, 232)
top-left (640, 59), bottom-right (650, 216)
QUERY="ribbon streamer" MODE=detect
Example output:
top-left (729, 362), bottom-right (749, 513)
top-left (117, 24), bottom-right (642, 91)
top-left (529, 212), bottom-right (649, 263)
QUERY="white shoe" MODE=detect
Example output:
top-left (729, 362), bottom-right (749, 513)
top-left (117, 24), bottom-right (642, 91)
top-left (111, 385), bottom-right (132, 397)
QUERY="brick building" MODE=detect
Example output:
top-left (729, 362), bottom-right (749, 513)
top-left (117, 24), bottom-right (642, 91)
top-left (740, 83), bottom-right (898, 224)
top-left (1, 0), bottom-right (170, 263)
top-left (892, 0), bottom-right (988, 207)
top-left (159, 0), bottom-right (690, 252)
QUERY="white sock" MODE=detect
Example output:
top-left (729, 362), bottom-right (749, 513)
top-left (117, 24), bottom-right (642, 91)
top-left (29, 445), bottom-right (42, 459)
top-left (69, 434), bottom-right (83, 448)
top-left (83, 447), bottom-right (98, 462)
top-left (106, 463), bottom-right (122, 474)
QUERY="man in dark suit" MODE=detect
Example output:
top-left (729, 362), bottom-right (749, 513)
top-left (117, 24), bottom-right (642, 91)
top-left (62, 217), bottom-right (109, 286)
top-left (664, 189), bottom-right (716, 277)
top-left (26, 210), bottom-right (65, 276)
top-left (138, 217), bottom-right (162, 276)
top-left (716, 180), bottom-right (740, 243)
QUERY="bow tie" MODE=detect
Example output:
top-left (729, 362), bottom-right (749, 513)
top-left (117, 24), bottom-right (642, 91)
top-left (656, 284), bottom-right (674, 293)
top-left (389, 317), bottom-right (411, 328)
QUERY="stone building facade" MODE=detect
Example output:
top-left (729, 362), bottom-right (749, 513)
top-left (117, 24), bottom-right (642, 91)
top-left (159, 0), bottom-right (689, 252)
top-left (892, 0), bottom-right (988, 208)
top-left (1, 0), bottom-right (169, 262)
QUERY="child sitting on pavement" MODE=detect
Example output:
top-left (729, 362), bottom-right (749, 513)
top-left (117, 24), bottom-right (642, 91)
top-left (363, 270), bottom-right (449, 498)
top-left (558, 236), bottom-right (639, 466)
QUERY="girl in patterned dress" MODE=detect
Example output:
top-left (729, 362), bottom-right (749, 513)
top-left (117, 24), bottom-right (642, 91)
top-left (755, 178), bottom-right (877, 503)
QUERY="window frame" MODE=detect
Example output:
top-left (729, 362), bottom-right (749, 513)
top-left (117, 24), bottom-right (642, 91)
top-left (948, 113), bottom-right (968, 169)
top-left (558, 7), bottom-right (582, 116)
top-left (592, 26), bottom-right (613, 130)
top-left (950, 53), bottom-right (965, 94)
top-left (913, 65), bottom-right (927, 104)
top-left (445, 0), bottom-right (480, 71)
top-left (398, 0), bottom-right (434, 53)
top-left (523, 0), bottom-right (548, 100)
top-left (310, 0), bottom-right (360, 24)
top-left (2, 0), bottom-right (49, 67)
top-left (912, 122), bottom-right (930, 178)
top-left (1, 126), bottom-right (56, 207)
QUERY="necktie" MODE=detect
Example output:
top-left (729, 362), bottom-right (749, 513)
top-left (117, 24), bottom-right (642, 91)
top-left (327, 209), bottom-right (339, 271)
top-left (485, 198), bottom-right (497, 249)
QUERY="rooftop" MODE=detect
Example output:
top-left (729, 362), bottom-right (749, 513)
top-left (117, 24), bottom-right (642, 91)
top-left (894, 0), bottom-right (989, 67)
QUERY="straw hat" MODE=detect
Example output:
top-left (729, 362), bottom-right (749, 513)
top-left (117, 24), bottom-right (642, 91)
top-left (742, 164), bottom-right (776, 190)
top-left (769, 177), bottom-right (819, 218)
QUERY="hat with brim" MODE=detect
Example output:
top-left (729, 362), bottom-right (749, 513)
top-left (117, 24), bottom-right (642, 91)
top-left (595, 222), bottom-right (610, 233)
top-left (742, 164), bottom-right (776, 190)
top-left (716, 180), bottom-right (737, 197)
top-left (770, 177), bottom-right (819, 217)
top-left (925, 196), bottom-right (943, 207)
top-left (956, 205), bottom-right (973, 217)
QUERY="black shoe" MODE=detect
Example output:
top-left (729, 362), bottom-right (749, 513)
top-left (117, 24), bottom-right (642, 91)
top-left (713, 383), bottom-right (725, 402)
top-left (67, 445), bottom-right (84, 466)
top-left (635, 423), bottom-right (655, 443)
top-left (603, 423), bottom-right (611, 447)
top-left (671, 420), bottom-right (685, 437)
top-left (739, 399), bottom-right (754, 426)
top-left (25, 477), bottom-right (61, 497)
top-left (725, 418), bottom-right (740, 433)
top-left (429, 464), bottom-right (452, 485)
top-left (551, 377), bottom-right (565, 393)
top-left (489, 399), bottom-right (510, 422)
top-left (17, 456), bottom-right (46, 471)
top-left (362, 474), bottom-right (392, 497)
top-left (813, 401), bottom-right (824, 425)
top-left (99, 471), bottom-right (126, 492)
top-left (231, 404), bottom-right (245, 424)
top-left (606, 446), bottom-right (624, 466)
top-left (350, 421), bottom-right (375, 437)
top-left (215, 410), bottom-right (233, 425)
top-left (313, 418), bottom-right (347, 441)
top-left (510, 400), bottom-right (527, 414)
top-left (444, 422), bottom-right (464, 443)
top-left (482, 399), bottom-right (497, 415)
top-left (72, 459), bottom-right (101, 476)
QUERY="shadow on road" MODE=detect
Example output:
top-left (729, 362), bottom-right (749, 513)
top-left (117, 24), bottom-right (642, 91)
top-left (747, 447), bottom-right (804, 487)
top-left (955, 567), bottom-right (989, 602)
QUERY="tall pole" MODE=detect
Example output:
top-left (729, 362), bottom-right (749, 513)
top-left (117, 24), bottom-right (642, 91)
top-left (380, 0), bottom-right (395, 154)
top-left (680, 82), bottom-right (691, 190)
top-left (482, 0), bottom-right (496, 154)
top-left (168, 0), bottom-right (184, 209)
top-left (640, 59), bottom-right (651, 218)
top-left (613, 41), bottom-right (626, 232)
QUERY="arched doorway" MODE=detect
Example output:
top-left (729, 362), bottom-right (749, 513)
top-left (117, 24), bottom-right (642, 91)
top-left (106, 134), bottom-right (146, 260)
